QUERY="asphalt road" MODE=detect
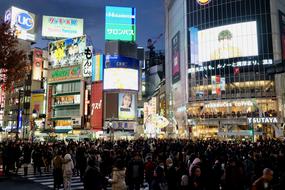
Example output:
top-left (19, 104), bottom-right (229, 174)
top-left (0, 176), bottom-right (48, 190)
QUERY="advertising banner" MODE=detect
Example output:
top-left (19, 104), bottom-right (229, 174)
top-left (172, 31), bottom-right (180, 84)
top-left (105, 6), bottom-right (136, 41)
top-left (48, 35), bottom-right (86, 67)
top-left (17, 110), bottom-right (23, 130)
top-left (220, 77), bottom-right (226, 91)
top-left (190, 27), bottom-right (199, 65)
top-left (90, 82), bottom-right (103, 130)
top-left (280, 11), bottom-right (285, 61)
top-left (47, 86), bottom-right (53, 121)
top-left (105, 55), bottom-right (139, 69)
top-left (4, 6), bottom-right (36, 41)
top-left (198, 21), bottom-right (258, 62)
top-left (42, 16), bottom-right (83, 39)
top-left (211, 76), bottom-right (216, 94)
top-left (83, 46), bottom-right (93, 77)
top-left (32, 49), bottom-right (43, 81)
top-left (92, 54), bottom-right (104, 82)
top-left (118, 93), bottom-right (136, 120)
top-left (30, 93), bottom-right (44, 114)
top-left (103, 68), bottom-right (138, 91)
top-left (48, 65), bottom-right (81, 83)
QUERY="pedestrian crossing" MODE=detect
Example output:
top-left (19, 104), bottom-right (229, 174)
top-left (16, 165), bottom-right (149, 190)
top-left (16, 165), bottom-right (85, 190)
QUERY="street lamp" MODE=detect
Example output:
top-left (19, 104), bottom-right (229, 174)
top-left (31, 109), bottom-right (38, 143)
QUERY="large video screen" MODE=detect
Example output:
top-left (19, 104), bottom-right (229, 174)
top-left (198, 21), bottom-right (258, 62)
top-left (103, 68), bottom-right (138, 91)
top-left (118, 93), bottom-right (136, 120)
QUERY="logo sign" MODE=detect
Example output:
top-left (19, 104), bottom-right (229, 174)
top-left (105, 55), bottom-right (139, 69)
top-left (90, 82), bottom-right (103, 131)
top-left (17, 12), bottom-right (34, 30)
top-left (83, 46), bottom-right (93, 77)
top-left (248, 117), bottom-right (278, 124)
top-left (42, 16), bottom-right (84, 39)
top-left (5, 6), bottom-right (36, 41)
top-left (196, 0), bottom-right (211, 5)
top-left (105, 6), bottom-right (136, 41)
top-left (48, 65), bottom-right (81, 83)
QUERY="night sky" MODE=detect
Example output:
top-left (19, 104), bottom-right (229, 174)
top-left (0, 0), bottom-right (165, 51)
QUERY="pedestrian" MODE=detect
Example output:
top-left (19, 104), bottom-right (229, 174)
top-left (252, 168), bottom-right (273, 190)
top-left (62, 153), bottom-right (74, 190)
top-left (165, 158), bottom-right (177, 189)
top-left (110, 158), bottom-right (127, 190)
top-left (53, 151), bottom-right (63, 190)
top-left (188, 165), bottom-right (204, 190)
top-left (144, 156), bottom-right (155, 188)
top-left (126, 153), bottom-right (144, 190)
top-left (83, 158), bottom-right (103, 190)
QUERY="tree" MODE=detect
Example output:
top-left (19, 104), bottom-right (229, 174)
top-left (0, 18), bottom-right (29, 90)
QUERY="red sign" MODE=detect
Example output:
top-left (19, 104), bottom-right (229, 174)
top-left (90, 82), bottom-right (103, 131)
top-left (32, 49), bottom-right (43, 81)
top-left (47, 86), bottom-right (53, 121)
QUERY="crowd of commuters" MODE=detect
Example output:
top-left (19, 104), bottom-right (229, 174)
top-left (1, 139), bottom-right (285, 190)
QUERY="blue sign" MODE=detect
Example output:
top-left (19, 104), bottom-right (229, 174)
top-left (105, 55), bottom-right (139, 69)
top-left (106, 6), bottom-right (136, 25)
top-left (17, 109), bottom-right (23, 130)
top-left (17, 12), bottom-right (34, 30)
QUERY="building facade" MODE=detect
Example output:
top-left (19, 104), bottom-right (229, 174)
top-left (165, 0), bottom-right (285, 139)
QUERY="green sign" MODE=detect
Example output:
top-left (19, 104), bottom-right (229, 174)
top-left (49, 65), bottom-right (81, 82)
top-left (105, 6), bottom-right (136, 41)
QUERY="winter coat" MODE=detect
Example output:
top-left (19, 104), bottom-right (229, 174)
top-left (84, 166), bottom-right (103, 190)
top-left (62, 154), bottom-right (74, 177)
top-left (112, 167), bottom-right (127, 190)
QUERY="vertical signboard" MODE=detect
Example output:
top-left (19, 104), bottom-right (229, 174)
top-left (172, 31), bottom-right (180, 84)
top-left (32, 49), bottom-right (43, 81)
top-left (190, 27), bottom-right (199, 65)
top-left (118, 93), bottom-right (136, 120)
top-left (105, 6), bottom-right (136, 41)
top-left (83, 46), bottom-right (93, 77)
top-left (47, 86), bottom-right (53, 121)
top-left (30, 93), bottom-right (44, 114)
top-left (280, 11), bottom-right (285, 61)
top-left (92, 54), bottom-right (104, 82)
top-left (90, 82), bottom-right (103, 130)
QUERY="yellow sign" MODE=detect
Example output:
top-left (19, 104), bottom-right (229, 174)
top-left (30, 93), bottom-right (44, 115)
top-left (197, 0), bottom-right (211, 5)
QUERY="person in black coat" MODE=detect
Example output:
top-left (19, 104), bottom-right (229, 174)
top-left (23, 144), bottom-right (32, 176)
top-left (83, 158), bottom-right (103, 190)
top-left (165, 158), bottom-right (177, 189)
top-left (126, 153), bottom-right (144, 190)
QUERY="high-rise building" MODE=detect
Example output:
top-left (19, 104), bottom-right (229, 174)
top-left (165, 0), bottom-right (285, 139)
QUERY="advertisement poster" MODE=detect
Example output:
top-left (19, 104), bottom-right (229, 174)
top-left (211, 76), bottom-right (216, 94)
top-left (90, 82), bottom-right (103, 130)
top-left (47, 86), bottom-right (53, 121)
top-left (92, 54), bottom-right (104, 82)
top-left (83, 46), bottom-right (93, 77)
top-left (32, 49), bottom-right (43, 81)
top-left (118, 93), bottom-right (135, 120)
top-left (42, 16), bottom-right (84, 39)
top-left (30, 93), bottom-right (44, 114)
top-left (4, 6), bottom-right (36, 41)
top-left (48, 65), bottom-right (81, 83)
top-left (48, 35), bottom-right (86, 67)
top-left (280, 11), bottom-right (285, 60)
top-left (105, 55), bottom-right (139, 69)
top-left (103, 68), bottom-right (138, 91)
top-left (172, 31), bottom-right (180, 84)
top-left (105, 6), bottom-right (136, 41)
top-left (190, 27), bottom-right (199, 65)
top-left (198, 21), bottom-right (258, 62)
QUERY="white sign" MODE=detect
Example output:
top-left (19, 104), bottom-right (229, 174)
top-left (248, 117), bottom-right (278, 124)
top-left (42, 16), bottom-right (84, 39)
top-left (5, 6), bottom-right (36, 41)
top-left (205, 101), bottom-right (253, 108)
top-left (198, 21), bottom-right (258, 62)
top-left (83, 46), bottom-right (93, 77)
top-left (103, 68), bottom-right (138, 91)
top-left (91, 100), bottom-right (102, 115)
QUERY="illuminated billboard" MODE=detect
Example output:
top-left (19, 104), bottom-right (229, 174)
top-left (90, 82), bottom-right (103, 130)
top-left (198, 21), bottom-right (258, 62)
top-left (32, 49), bottom-right (43, 81)
top-left (48, 65), bottom-right (81, 83)
top-left (42, 16), bottom-right (83, 39)
top-left (83, 46), bottom-right (93, 77)
top-left (118, 93), bottom-right (135, 120)
top-left (30, 93), bottom-right (44, 114)
top-left (48, 35), bottom-right (86, 67)
top-left (92, 54), bottom-right (104, 82)
top-left (103, 68), bottom-right (138, 91)
top-left (280, 11), bottom-right (285, 61)
top-left (4, 6), bottom-right (36, 41)
top-left (105, 6), bottom-right (136, 41)
top-left (172, 31), bottom-right (180, 84)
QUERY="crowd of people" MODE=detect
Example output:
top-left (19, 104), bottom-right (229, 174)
top-left (0, 139), bottom-right (285, 190)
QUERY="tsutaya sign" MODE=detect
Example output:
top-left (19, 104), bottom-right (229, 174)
top-left (248, 117), bottom-right (278, 124)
